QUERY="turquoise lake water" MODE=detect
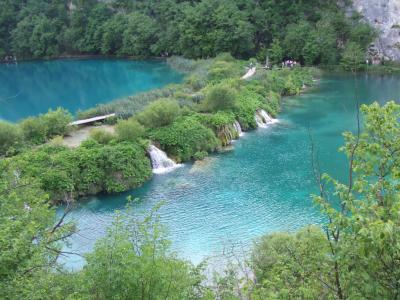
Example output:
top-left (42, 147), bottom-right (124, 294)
top-left (0, 59), bottom-right (183, 121)
top-left (62, 73), bottom-right (400, 269)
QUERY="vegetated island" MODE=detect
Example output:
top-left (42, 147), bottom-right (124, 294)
top-left (0, 54), bottom-right (318, 204)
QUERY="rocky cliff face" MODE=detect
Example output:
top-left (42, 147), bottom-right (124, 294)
top-left (351, 0), bottom-right (400, 61)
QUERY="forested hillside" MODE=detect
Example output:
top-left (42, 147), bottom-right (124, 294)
top-left (1, 0), bottom-right (374, 64)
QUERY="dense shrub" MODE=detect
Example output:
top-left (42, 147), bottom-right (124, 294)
top-left (202, 82), bottom-right (238, 112)
top-left (264, 68), bottom-right (313, 96)
top-left (41, 108), bottom-right (73, 137)
top-left (19, 108), bottom-right (72, 144)
top-left (19, 116), bottom-right (48, 144)
top-left (81, 206), bottom-right (206, 300)
top-left (252, 226), bottom-right (329, 299)
top-left (207, 60), bottom-right (242, 83)
top-left (115, 118), bottom-right (145, 142)
top-left (0, 121), bottom-right (22, 156)
top-left (134, 99), bottom-right (181, 128)
top-left (196, 111), bottom-right (236, 131)
top-left (90, 128), bottom-right (115, 144)
top-left (10, 141), bottom-right (152, 202)
top-left (149, 116), bottom-right (220, 162)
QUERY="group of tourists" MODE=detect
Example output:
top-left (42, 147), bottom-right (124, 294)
top-left (2, 55), bottom-right (17, 64)
top-left (282, 59), bottom-right (298, 68)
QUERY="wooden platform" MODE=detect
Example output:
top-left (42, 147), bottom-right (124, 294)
top-left (69, 113), bottom-right (116, 126)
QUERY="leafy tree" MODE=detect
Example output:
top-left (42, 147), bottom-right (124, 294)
top-left (349, 17), bottom-right (376, 50)
top-left (303, 19), bottom-right (337, 65)
top-left (3, 0), bottom-right (374, 63)
top-left (252, 227), bottom-right (330, 299)
top-left (283, 20), bottom-right (313, 63)
top-left (81, 3), bottom-right (111, 53)
top-left (120, 12), bottom-right (158, 57)
top-left (0, 161), bottom-right (75, 298)
top-left (268, 39), bottom-right (283, 65)
top-left (178, 0), bottom-right (254, 58)
top-left (100, 13), bottom-right (128, 55)
top-left (341, 42), bottom-right (365, 71)
top-left (249, 101), bottom-right (400, 299)
top-left (29, 15), bottom-right (60, 57)
top-left (79, 204), bottom-right (208, 299)
top-left (313, 101), bottom-right (400, 299)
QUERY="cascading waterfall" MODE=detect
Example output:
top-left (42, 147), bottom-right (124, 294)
top-left (148, 145), bottom-right (182, 174)
top-left (255, 109), bottom-right (277, 128)
top-left (219, 121), bottom-right (243, 146)
top-left (233, 120), bottom-right (243, 137)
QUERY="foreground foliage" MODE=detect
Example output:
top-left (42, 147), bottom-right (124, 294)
top-left (248, 101), bottom-right (400, 299)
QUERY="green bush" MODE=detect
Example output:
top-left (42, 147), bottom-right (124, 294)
top-left (10, 141), bottom-right (152, 202)
top-left (136, 99), bottom-right (181, 128)
top-left (19, 117), bottom-right (48, 144)
top-left (149, 116), bottom-right (220, 162)
top-left (115, 118), bottom-right (145, 142)
top-left (214, 52), bottom-right (235, 62)
top-left (19, 108), bottom-right (72, 144)
top-left (90, 128), bottom-right (115, 144)
top-left (193, 151), bottom-right (208, 160)
top-left (202, 82), bottom-right (238, 112)
top-left (41, 108), bottom-right (73, 137)
top-left (0, 121), bottom-right (23, 156)
top-left (207, 60), bottom-right (241, 83)
top-left (252, 226), bottom-right (329, 299)
top-left (196, 111), bottom-right (236, 131)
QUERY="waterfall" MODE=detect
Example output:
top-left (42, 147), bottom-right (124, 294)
top-left (219, 121), bottom-right (243, 146)
top-left (233, 120), bottom-right (243, 136)
top-left (148, 145), bottom-right (181, 174)
top-left (255, 109), bottom-right (277, 128)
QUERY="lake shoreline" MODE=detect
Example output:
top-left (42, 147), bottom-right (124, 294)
top-left (0, 54), bottom-right (169, 64)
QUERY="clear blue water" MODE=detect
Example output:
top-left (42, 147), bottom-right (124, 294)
top-left (61, 73), bottom-right (400, 269)
top-left (0, 59), bottom-right (183, 122)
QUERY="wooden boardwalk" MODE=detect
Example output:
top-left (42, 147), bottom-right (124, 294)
top-left (69, 113), bottom-right (116, 126)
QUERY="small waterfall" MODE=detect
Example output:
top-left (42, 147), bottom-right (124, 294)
top-left (219, 121), bottom-right (244, 146)
top-left (255, 109), bottom-right (277, 128)
top-left (148, 145), bottom-right (181, 174)
top-left (233, 120), bottom-right (243, 136)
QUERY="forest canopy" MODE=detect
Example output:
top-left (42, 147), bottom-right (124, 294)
top-left (1, 0), bottom-right (374, 64)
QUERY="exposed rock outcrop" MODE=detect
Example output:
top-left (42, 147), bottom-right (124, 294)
top-left (351, 0), bottom-right (400, 61)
